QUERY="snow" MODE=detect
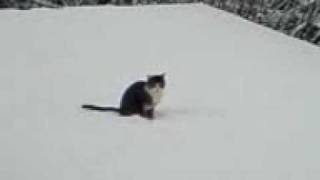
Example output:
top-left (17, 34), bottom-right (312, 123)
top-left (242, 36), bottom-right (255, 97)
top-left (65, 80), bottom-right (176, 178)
top-left (1, 3), bottom-right (320, 180)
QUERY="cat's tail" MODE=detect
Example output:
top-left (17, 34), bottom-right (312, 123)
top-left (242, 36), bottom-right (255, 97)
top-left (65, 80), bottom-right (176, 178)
top-left (81, 104), bottom-right (120, 112)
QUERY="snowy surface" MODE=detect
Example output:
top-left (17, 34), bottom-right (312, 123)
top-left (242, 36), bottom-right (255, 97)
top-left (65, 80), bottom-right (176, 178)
top-left (1, 4), bottom-right (320, 180)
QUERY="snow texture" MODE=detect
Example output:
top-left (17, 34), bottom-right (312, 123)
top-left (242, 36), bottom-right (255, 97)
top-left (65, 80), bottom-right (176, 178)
top-left (1, 4), bottom-right (320, 180)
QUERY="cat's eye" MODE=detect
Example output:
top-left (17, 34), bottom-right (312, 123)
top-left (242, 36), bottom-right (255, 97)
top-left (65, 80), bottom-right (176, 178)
top-left (148, 83), bottom-right (156, 88)
top-left (159, 82), bottom-right (165, 88)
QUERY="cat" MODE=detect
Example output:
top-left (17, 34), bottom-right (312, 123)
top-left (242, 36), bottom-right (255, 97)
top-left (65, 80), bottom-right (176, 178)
top-left (82, 74), bottom-right (165, 120)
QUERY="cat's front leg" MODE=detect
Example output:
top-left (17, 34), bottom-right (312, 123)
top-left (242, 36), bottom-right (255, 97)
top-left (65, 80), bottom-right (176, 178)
top-left (142, 104), bottom-right (154, 120)
top-left (145, 109), bottom-right (154, 120)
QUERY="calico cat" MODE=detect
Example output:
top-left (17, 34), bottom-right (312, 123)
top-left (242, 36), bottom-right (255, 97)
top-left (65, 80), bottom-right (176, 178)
top-left (82, 74), bottom-right (165, 120)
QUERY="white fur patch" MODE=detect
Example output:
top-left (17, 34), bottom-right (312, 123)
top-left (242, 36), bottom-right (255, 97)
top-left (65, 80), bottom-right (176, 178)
top-left (145, 84), bottom-right (164, 106)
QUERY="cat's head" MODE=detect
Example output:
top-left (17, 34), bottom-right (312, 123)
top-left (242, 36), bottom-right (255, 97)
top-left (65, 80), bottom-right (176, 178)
top-left (146, 73), bottom-right (166, 89)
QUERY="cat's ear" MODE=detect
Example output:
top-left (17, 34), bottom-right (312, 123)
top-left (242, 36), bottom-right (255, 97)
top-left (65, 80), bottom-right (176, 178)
top-left (160, 72), bottom-right (166, 77)
top-left (147, 74), bottom-right (153, 80)
top-left (147, 73), bottom-right (165, 79)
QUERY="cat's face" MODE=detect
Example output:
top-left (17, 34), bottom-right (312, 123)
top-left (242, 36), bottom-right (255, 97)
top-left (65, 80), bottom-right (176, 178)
top-left (147, 74), bottom-right (166, 89)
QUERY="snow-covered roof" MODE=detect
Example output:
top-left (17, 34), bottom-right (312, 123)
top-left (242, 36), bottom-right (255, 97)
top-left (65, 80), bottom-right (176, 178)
top-left (1, 4), bottom-right (320, 180)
